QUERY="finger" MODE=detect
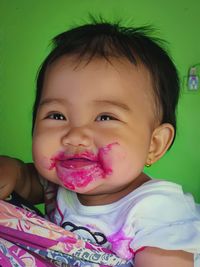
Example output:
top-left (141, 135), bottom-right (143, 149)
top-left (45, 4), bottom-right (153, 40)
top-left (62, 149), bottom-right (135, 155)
top-left (0, 182), bottom-right (16, 199)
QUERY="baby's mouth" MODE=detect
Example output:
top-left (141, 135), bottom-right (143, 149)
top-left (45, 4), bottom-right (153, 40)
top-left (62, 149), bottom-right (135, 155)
top-left (59, 158), bottom-right (97, 169)
top-left (49, 145), bottom-right (115, 190)
top-left (54, 155), bottom-right (102, 190)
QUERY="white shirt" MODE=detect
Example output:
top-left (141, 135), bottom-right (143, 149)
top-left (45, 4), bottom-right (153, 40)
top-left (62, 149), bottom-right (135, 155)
top-left (42, 178), bottom-right (200, 266)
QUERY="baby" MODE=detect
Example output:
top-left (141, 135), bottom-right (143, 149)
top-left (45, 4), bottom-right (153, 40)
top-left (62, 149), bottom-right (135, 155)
top-left (0, 20), bottom-right (200, 266)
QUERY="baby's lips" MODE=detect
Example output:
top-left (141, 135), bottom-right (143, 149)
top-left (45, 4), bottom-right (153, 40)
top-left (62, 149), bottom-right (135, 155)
top-left (59, 158), bottom-right (97, 169)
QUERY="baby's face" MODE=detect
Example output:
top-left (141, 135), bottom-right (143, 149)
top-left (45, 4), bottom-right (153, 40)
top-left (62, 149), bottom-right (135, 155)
top-left (32, 56), bottom-right (158, 203)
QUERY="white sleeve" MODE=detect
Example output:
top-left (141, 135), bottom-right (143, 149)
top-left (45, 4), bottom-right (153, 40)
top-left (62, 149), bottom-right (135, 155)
top-left (129, 185), bottom-right (200, 260)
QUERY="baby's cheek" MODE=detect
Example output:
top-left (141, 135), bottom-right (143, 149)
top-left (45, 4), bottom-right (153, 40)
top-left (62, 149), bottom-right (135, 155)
top-left (34, 156), bottom-right (60, 184)
top-left (103, 145), bottom-right (129, 174)
top-left (39, 156), bottom-right (51, 170)
top-left (111, 146), bottom-right (128, 164)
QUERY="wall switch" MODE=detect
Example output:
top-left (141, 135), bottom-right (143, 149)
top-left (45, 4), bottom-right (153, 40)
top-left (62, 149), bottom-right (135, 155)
top-left (183, 66), bottom-right (199, 93)
top-left (187, 67), bottom-right (199, 91)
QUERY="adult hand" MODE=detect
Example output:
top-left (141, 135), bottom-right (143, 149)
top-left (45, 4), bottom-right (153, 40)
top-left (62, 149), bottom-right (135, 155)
top-left (0, 156), bottom-right (24, 199)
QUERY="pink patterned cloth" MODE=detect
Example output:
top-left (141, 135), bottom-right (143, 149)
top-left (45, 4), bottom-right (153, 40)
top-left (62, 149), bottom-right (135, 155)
top-left (0, 200), bottom-right (129, 266)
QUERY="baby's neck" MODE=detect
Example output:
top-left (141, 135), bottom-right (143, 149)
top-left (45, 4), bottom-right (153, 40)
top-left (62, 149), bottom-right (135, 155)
top-left (77, 173), bottom-right (150, 206)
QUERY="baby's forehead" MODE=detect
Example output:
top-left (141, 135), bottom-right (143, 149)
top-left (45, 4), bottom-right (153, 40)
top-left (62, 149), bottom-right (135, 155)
top-left (44, 55), bottom-right (159, 116)
top-left (48, 54), bottom-right (152, 80)
top-left (46, 55), bottom-right (156, 96)
top-left (46, 55), bottom-right (153, 88)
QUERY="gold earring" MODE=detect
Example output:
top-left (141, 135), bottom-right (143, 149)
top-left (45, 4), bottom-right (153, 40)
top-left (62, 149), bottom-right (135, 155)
top-left (145, 163), bottom-right (151, 167)
top-left (145, 159), bottom-right (152, 167)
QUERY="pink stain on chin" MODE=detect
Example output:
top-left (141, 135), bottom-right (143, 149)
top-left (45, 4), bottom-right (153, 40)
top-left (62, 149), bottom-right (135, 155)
top-left (49, 142), bottom-right (118, 190)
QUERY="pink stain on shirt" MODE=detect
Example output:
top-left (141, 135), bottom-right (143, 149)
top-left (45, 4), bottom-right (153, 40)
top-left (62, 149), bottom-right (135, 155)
top-left (107, 229), bottom-right (134, 260)
top-left (49, 142), bottom-right (118, 190)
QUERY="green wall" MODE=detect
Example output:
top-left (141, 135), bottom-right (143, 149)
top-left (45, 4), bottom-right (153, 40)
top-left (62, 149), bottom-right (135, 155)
top-left (0, 0), bottom-right (200, 202)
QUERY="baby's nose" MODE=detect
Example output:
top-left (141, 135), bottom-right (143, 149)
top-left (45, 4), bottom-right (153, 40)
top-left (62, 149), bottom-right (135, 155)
top-left (61, 127), bottom-right (92, 148)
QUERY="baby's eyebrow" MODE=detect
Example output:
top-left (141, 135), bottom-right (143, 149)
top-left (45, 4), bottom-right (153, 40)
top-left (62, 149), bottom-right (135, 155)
top-left (39, 98), bottom-right (131, 112)
top-left (94, 100), bottom-right (131, 111)
top-left (39, 98), bottom-right (65, 107)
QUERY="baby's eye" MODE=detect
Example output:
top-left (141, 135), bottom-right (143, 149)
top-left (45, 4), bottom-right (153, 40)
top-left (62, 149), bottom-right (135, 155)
top-left (47, 113), bottom-right (66, 120)
top-left (96, 114), bottom-right (117, 121)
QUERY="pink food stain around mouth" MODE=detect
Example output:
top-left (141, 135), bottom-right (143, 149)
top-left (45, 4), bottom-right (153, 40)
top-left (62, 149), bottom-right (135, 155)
top-left (48, 142), bottom-right (118, 190)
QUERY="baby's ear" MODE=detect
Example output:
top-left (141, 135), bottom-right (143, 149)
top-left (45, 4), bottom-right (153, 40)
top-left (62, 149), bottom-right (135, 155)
top-left (146, 123), bottom-right (174, 165)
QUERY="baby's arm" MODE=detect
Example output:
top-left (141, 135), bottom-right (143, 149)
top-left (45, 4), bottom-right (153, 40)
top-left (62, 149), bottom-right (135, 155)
top-left (135, 247), bottom-right (193, 267)
top-left (0, 156), bottom-right (43, 204)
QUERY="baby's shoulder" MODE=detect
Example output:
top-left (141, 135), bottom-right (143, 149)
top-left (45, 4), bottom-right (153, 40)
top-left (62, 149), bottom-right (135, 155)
top-left (127, 180), bottom-right (200, 256)
top-left (127, 179), bottom-right (198, 221)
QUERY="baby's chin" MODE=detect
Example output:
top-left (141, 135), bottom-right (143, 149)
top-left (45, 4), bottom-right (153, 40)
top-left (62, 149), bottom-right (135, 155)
top-left (61, 179), bottom-right (104, 196)
top-left (42, 166), bottom-right (108, 194)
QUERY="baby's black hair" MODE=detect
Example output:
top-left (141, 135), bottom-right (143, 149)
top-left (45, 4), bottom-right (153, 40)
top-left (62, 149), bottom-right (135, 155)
top-left (32, 20), bottom-right (180, 145)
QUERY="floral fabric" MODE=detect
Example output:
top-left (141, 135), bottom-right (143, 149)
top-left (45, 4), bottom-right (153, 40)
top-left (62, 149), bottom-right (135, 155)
top-left (0, 200), bottom-right (131, 267)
